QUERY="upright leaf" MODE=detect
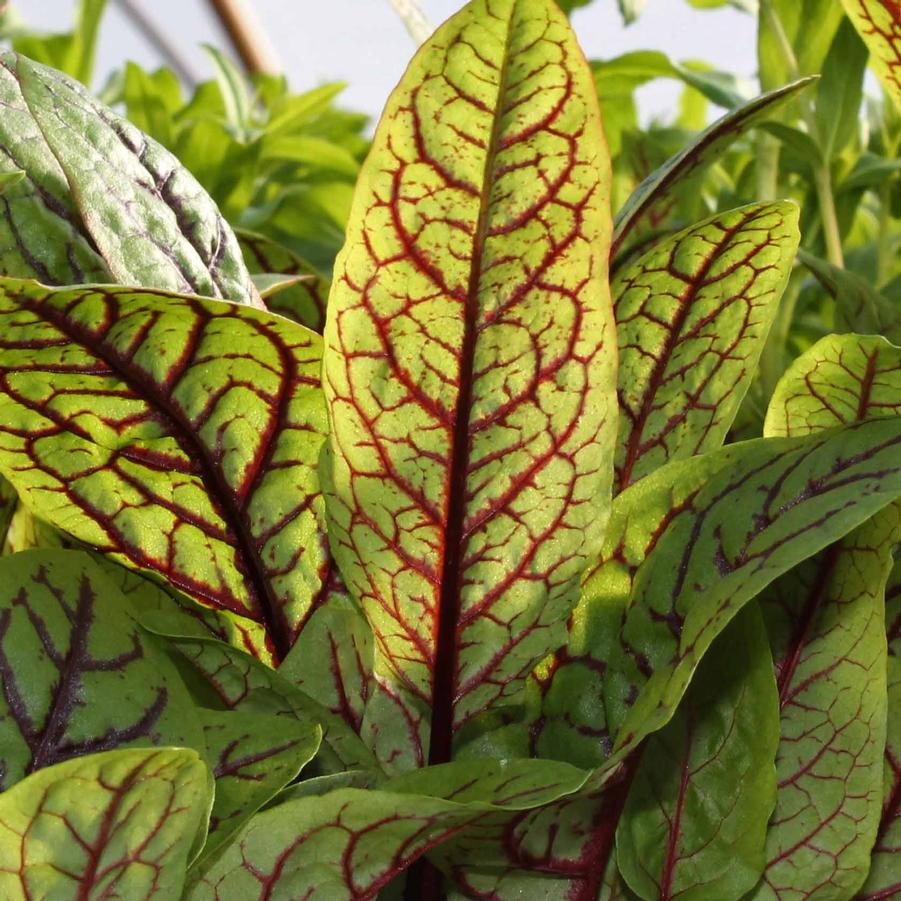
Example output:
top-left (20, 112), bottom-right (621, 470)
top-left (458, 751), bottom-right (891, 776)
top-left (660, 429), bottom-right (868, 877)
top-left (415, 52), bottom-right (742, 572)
top-left (0, 549), bottom-right (204, 789)
top-left (616, 605), bottom-right (779, 901)
top-left (614, 202), bottom-right (799, 491)
top-left (323, 0), bottom-right (617, 764)
top-left (6, 53), bottom-right (259, 306)
top-left (0, 748), bottom-right (211, 901)
top-left (0, 279), bottom-right (331, 663)
top-left (611, 78), bottom-right (815, 258)
top-left (841, 0), bottom-right (901, 108)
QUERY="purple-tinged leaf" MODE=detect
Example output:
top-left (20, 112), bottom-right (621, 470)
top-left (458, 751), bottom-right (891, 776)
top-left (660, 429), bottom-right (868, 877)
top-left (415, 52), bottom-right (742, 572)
top-left (323, 0), bottom-right (617, 768)
top-left (614, 202), bottom-right (799, 491)
top-left (238, 229), bottom-right (329, 332)
top-left (0, 549), bottom-right (204, 789)
top-left (0, 748), bottom-right (212, 900)
top-left (8, 52), bottom-right (259, 307)
top-left (616, 604), bottom-right (779, 901)
top-left (611, 78), bottom-right (815, 259)
top-left (0, 278), bottom-right (332, 664)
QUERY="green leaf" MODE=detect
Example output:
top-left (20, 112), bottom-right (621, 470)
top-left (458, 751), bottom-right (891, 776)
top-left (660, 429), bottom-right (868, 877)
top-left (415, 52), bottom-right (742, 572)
top-left (202, 44), bottom-right (254, 137)
top-left (0, 278), bottom-right (331, 664)
top-left (614, 202), bottom-right (799, 491)
top-left (765, 334), bottom-right (901, 436)
top-left (618, 0), bottom-right (650, 23)
top-left (0, 549), bottom-right (204, 789)
top-left (199, 708), bottom-right (321, 860)
top-left (191, 758), bottom-right (589, 898)
top-left (0, 57), bottom-right (109, 285)
top-left (840, 0), bottom-right (901, 108)
top-left (322, 0), bottom-right (618, 765)
top-left (608, 418), bottom-right (901, 757)
top-left (815, 16), bottom-right (869, 158)
top-left (121, 62), bottom-right (184, 148)
top-left (0, 747), bottom-right (211, 900)
top-left (238, 228), bottom-right (329, 332)
top-left (612, 78), bottom-right (816, 257)
top-left (617, 604), bottom-right (779, 901)
top-left (798, 251), bottom-right (901, 342)
top-left (8, 53), bottom-right (259, 307)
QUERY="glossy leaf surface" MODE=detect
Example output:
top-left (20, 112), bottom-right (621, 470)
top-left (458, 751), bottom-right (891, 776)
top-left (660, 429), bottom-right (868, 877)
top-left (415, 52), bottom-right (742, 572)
top-left (0, 549), bottom-right (203, 788)
top-left (0, 748), bottom-right (211, 900)
top-left (614, 202), bottom-right (799, 490)
top-left (617, 605), bottom-right (779, 901)
top-left (8, 52), bottom-right (258, 306)
top-left (0, 279), bottom-right (330, 663)
top-left (841, 0), bottom-right (901, 107)
top-left (323, 0), bottom-right (617, 763)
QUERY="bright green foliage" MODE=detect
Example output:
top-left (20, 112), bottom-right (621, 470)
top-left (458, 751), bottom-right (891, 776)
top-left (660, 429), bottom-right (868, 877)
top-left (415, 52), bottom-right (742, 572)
top-left (841, 0), bottom-right (901, 107)
top-left (0, 747), bottom-right (212, 900)
top-left (616, 605), bottom-right (779, 901)
top-left (614, 202), bottom-right (799, 490)
top-left (11, 54), bottom-right (258, 306)
top-left (324, 0), bottom-right (618, 766)
top-left (0, 549), bottom-right (204, 787)
top-left (0, 279), bottom-right (329, 663)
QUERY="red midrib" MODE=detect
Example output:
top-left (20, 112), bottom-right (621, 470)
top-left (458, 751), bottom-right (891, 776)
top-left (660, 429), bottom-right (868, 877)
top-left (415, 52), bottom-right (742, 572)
top-left (427, 5), bottom-right (517, 768)
top-left (659, 710), bottom-right (695, 899)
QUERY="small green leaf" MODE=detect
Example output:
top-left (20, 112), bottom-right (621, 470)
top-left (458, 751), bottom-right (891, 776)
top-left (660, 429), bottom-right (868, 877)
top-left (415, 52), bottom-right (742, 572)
top-left (815, 17), bottom-right (868, 158)
top-left (202, 44), bottom-right (254, 138)
top-left (618, 0), bottom-right (650, 24)
top-left (617, 604), bottom-right (779, 901)
top-left (0, 747), bottom-right (212, 900)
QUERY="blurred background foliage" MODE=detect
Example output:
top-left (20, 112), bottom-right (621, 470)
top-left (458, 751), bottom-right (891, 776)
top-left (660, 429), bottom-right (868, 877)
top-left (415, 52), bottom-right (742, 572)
top-left (0, 0), bottom-right (898, 435)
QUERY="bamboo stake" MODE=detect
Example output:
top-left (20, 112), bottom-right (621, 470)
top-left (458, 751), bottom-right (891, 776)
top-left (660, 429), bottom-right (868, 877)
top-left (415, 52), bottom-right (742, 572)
top-left (205, 0), bottom-right (282, 76)
top-left (387, 0), bottom-right (433, 45)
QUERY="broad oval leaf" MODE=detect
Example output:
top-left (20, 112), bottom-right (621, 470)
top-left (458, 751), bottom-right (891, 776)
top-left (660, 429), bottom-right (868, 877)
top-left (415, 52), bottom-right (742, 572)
top-left (191, 758), bottom-right (589, 899)
top-left (614, 202), bottom-right (799, 491)
top-left (323, 0), bottom-right (617, 765)
top-left (6, 52), bottom-right (259, 307)
top-left (611, 78), bottom-right (815, 259)
top-left (0, 278), bottom-right (331, 664)
top-left (616, 604), bottom-right (779, 901)
top-left (0, 549), bottom-right (204, 789)
top-left (765, 334), bottom-right (901, 437)
top-left (841, 0), bottom-right (901, 108)
top-left (0, 747), bottom-right (212, 901)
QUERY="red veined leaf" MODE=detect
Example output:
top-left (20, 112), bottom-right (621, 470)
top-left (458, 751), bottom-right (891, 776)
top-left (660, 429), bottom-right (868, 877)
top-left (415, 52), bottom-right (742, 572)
top-left (322, 0), bottom-right (617, 767)
top-left (841, 0), bottom-right (901, 107)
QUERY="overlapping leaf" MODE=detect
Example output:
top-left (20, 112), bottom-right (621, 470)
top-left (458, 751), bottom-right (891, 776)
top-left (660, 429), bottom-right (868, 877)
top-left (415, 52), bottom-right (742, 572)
top-left (2, 51), bottom-right (258, 306)
top-left (0, 278), bottom-right (331, 663)
top-left (238, 229), bottom-right (330, 332)
top-left (0, 748), bottom-right (212, 900)
top-left (323, 0), bottom-right (618, 766)
top-left (191, 758), bottom-right (589, 899)
top-left (616, 605), bottom-right (779, 901)
top-left (0, 549), bottom-right (203, 788)
top-left (614, 202), bottom-right (799, 490)
top-left (611, 78), bottom-right (815, 259)
top-left (841, 0), bottom-right (901, 107)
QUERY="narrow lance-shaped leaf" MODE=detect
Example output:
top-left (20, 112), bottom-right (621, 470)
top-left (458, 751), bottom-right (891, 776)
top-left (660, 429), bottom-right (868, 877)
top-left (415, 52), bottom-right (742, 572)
top-left (751, 334), bottom-right (901, 899)
top-left (0, 549), bottom-right (204, 789)
top-left (0, 56), bottom-right (109, 285)
top-left (859, 561), bottom-right (901, 900)
top-left (611, 77), bottom-right (815, 259)
top-left (616, 604), bottom-right (779, 901)
top-left (0, 748), bottom-right (212, 901)
top-left (608, 417), bottom-right (901, 758)
top-left (191, 758), bottom-right (590, 900)
top-left (7, 52), bottom-right (260, 307)
top-left (614, 202), bottom-right (799, 491)
top-left (840, 0), bottom-right (901, 108)
top-left (323, 0), bottom-right (617, 766)
top-left (238, 229), bottom-right (330, 332)
top-left (0, 278), bottom-right (333, 664)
